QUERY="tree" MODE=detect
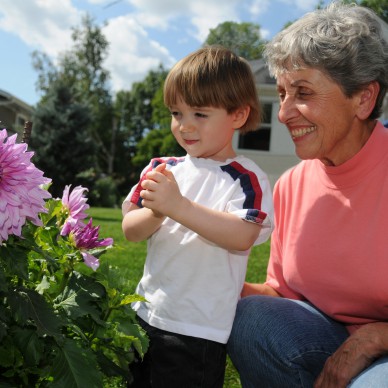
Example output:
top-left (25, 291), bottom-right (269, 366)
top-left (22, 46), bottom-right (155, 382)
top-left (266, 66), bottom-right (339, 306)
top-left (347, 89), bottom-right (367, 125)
top-left (31, 15), bottom-right (116, 204)
top-left (62, 15), bottom-right (114, 175)
top-left (204, 21), bottom-right (266, 60)
top-left (30, 80), bottom-right (97, 198)
top-left (283, 1), bottom-right (387, 31)
top-left (113, 65), bottom-right (172, 193)
top-left (131, 83), bottom-right (185, 169)
top-left (359, 0), bottom-right (388, 22)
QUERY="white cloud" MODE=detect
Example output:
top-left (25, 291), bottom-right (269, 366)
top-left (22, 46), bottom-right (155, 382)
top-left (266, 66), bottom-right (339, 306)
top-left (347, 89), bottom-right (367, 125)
top-left (128, 0), bottom-right (187, 16)
top-left (87, 0), bottom-right (107, 4)
top-left (279, 0), bottom-right (318, 11)
top-left (248, 0), bottom-right (271, 17)
top-left (102, 15), bottom-right (175, 92)
top-left (188, 0), bottom-right (240, 41)
top-left (0, 0), bottom-right (80, 57)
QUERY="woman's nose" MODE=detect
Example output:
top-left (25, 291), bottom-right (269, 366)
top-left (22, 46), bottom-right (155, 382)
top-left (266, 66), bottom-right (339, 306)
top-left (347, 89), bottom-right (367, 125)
top-left (278, 95), bottom-right (299, 124)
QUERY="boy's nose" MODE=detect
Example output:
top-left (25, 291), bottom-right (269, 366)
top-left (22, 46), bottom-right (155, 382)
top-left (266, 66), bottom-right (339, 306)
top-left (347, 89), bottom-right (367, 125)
top-left (179, 119), bottom-right (195, 133)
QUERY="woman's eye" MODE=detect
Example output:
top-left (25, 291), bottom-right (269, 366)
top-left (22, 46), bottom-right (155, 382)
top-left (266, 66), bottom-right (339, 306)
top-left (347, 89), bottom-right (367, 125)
top-left (297, 88), bottom-right (312, 98)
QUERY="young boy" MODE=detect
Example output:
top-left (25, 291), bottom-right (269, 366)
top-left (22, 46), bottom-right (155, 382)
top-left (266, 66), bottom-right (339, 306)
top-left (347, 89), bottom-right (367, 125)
top-left (122, 46), bottom-right (274, 387)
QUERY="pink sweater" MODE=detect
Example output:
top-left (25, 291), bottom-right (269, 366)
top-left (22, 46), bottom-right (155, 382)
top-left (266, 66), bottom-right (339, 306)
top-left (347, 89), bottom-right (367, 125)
top-left (265, 121), bottom-right (388, 333)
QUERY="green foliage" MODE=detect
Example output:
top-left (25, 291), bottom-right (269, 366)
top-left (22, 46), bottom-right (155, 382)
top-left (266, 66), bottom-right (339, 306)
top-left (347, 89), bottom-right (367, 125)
top-left (204, 21), bottom-right (266, 60)
top-left (30, 81), bottom-right (97, 198)
top-left (132, 128), bottom-right (185, 168)
top-left (113, 65), bottom-right (170, 194)
top-left (338, 0), bottom-right (388, 22)
top-left (0, 200), bottom-right (147, 387)
top-left (151, 82), bottom-right (171, 130)
top-left (359, 0), bottom-right (388, 22)
top-left (90, 175), bottom-right (119, 208)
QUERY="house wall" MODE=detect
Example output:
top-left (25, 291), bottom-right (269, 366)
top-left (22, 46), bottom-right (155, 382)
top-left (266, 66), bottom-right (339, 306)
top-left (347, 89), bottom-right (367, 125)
top-left (0, 89), bottom-right (34, 137)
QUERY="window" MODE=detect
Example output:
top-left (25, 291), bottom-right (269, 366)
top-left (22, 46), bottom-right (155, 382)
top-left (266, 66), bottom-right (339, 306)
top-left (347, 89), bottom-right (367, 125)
top-left (238, 103), bottom-right (272, 151)
top-left (17, 116), bottom-right (26, 127)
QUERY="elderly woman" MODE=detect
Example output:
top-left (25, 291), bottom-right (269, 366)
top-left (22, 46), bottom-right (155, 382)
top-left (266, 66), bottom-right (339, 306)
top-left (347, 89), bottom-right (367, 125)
top-left (227, 3), bottom-right (388, 388)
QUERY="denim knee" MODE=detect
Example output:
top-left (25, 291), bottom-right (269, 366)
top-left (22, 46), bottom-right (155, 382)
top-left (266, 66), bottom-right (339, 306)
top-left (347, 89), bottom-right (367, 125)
top-left (227, 295), bottom-right (349, 388)
top-left (348, 356), bottom-right (388, 388)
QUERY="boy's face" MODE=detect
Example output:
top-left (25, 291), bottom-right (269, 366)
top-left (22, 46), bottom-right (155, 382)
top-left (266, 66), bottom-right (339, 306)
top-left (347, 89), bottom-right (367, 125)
top-left (169, 98), bottom-right (245, 162)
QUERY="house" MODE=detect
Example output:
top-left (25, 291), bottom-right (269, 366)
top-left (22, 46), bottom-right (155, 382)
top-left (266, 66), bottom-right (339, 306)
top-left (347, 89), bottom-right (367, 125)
top-left (0, 89), bottom-right (34, 139)
top-left (234, 60), bottom-right (388, 187)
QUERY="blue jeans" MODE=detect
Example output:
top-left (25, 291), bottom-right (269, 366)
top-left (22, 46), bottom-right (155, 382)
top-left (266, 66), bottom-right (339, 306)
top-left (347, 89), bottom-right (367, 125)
top-left (129, 316), bottom-right (226, 388)
top-left (227, 295), bottom-right (388, 387)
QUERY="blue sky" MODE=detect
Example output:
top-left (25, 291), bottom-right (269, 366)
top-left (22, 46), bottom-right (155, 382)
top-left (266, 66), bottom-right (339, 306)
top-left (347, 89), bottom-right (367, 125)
top-left (0, 0), bottom-right (329, 106)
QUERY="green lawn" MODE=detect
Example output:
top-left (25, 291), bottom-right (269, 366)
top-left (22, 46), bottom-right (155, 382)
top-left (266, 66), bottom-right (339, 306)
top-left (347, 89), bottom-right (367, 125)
top-left (89, 207), bottom-right (270, 388)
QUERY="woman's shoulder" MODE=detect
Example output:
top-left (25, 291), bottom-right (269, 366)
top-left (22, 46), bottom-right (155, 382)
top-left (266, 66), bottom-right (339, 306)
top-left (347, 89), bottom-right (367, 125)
top-left (279, 159), bottom-right (312, 179)
top-left (275, 160), bottom-right (318, 190)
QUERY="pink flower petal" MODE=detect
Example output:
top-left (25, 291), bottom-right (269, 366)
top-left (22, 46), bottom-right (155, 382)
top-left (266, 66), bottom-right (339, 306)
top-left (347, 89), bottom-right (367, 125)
top-left (81, 252), bottom-right (100, 271)
top-left (0, 129), bottom-right (51, 243)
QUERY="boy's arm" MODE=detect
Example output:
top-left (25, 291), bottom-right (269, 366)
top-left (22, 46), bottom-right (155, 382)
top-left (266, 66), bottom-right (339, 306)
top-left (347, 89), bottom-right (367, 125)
top-left (122, 202), bottom-right (166, 242)
top-left (141, 165), bottom-right (264, 251)
top-left (172, 198), bottom-right (262, 251)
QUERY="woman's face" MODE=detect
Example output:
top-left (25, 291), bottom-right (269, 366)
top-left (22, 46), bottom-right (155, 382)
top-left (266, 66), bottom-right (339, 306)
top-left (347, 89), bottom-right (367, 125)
top-left (276, 67), bottom-right (370, 166)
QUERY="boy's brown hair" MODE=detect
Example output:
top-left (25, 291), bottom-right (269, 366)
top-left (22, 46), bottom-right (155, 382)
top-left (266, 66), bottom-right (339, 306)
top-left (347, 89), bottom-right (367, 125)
top-left (163, 46), bottom-right (261, 133)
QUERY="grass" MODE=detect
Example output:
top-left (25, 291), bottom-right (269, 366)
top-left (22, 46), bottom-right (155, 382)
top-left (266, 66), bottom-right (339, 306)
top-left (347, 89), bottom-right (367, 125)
top-left (89, 207), bottom-right (270, 388)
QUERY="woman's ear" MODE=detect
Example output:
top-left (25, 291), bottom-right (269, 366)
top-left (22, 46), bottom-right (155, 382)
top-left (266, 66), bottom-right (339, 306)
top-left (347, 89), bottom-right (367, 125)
top-left (233, 106), bottom-right (251, 128)
top-left (356, 81), bottom-right (380, 120)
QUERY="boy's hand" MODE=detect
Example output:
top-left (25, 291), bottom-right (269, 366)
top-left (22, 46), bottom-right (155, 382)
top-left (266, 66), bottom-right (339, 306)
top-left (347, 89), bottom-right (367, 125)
top-left (140, 163), bottom-right (183, 217)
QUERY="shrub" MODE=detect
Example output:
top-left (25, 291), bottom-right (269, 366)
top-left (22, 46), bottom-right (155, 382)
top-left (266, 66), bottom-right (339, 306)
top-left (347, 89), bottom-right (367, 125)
top-left (0, 129), bottom-right (147, 387)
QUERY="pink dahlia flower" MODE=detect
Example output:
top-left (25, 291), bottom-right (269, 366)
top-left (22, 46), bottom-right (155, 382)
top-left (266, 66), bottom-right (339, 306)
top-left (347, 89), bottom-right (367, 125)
top-left (0, 129), bottom-right (51, 243)
top-left (70, 218), bottom-right (113, 271)
top-left (60, 185), bottom-right (90, 236)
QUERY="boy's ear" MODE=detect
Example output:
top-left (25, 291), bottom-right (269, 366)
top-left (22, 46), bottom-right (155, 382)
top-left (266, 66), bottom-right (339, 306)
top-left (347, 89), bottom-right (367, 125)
top-left (355, 81), bottom-right (380, 120)
top-left (233, 106), bottom-right (250, 128)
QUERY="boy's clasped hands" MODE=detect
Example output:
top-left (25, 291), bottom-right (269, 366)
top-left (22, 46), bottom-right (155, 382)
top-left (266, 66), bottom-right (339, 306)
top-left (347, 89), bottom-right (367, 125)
top-left (140, 163), bottom-right (183, 218)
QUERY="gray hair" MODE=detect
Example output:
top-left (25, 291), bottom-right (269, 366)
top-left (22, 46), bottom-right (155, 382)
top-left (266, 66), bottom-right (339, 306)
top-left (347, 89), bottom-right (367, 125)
top-left (264, 2), bottom-right (388, 119)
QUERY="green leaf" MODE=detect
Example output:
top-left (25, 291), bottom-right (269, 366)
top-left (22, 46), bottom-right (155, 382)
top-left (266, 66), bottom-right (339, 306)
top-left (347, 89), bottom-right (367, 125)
top-left (36, 275), bottom-right (52, 294)
top-left (0, 244), bottom-right (29, 280)
top-left (8, 288), bottom-right (62, 337)
top-left (0, 320), bottom-right (7, 343)
top-left (50, 339), bottom-right (102, 388)
top-left (119, 293), bottom-right (147, 307)
top-left (116, 320), bottom-right (149, 358)
top-left (96, 351), bottom-right (131, 379)
top-left (13, 328), bottom-right (44, 366)
top-left (54, 272), bottom-right (105, 324)
top-left (0, 337), bottom-right (17, 368)
top-left (0, 267), bottom-right (8, 293)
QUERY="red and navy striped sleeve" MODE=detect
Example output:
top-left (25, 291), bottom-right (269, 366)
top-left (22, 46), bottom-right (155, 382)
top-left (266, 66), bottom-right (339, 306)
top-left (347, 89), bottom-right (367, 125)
top-left (130, 157), bottom-right (185, 207)
top-left (221, 161), bottom-right (267, 224)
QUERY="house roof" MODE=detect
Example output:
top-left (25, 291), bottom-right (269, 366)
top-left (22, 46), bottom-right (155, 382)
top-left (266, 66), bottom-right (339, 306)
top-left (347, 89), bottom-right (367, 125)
top-left (249, 59), bottom-right (276, 85)
top-left (0, 89), bottom-right (34, 115)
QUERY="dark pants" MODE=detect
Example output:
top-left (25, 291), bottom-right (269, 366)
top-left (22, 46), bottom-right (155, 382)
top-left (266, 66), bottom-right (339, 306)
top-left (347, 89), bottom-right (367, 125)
top-left (129, 316), bottom-right (226, 388)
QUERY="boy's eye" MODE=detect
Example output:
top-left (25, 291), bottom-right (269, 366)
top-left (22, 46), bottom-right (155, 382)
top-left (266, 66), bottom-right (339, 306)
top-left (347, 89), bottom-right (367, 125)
top-left (195, 112), bottom-right (207, 118)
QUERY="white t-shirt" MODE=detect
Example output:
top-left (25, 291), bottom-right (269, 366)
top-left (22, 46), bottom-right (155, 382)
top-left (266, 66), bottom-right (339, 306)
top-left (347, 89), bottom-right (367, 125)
top-left (122, 155), bottom-right (273, 343)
